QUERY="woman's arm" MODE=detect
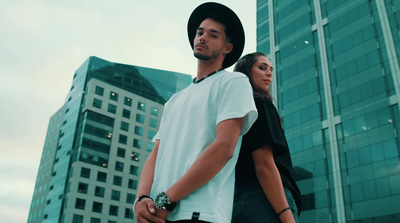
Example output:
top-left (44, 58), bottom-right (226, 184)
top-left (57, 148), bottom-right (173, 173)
top-left (252, 146), bottom-right (296, 223)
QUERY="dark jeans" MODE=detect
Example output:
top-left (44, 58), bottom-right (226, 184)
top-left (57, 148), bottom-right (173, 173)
top-left (232, 182), bottom-right (299, 223)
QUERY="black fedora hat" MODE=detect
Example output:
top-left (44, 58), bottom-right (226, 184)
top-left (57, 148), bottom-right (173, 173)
top-left (187, 2), bottom-right (245, 68)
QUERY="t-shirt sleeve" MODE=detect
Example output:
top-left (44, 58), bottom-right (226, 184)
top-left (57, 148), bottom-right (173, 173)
top-left (152, 95), bottom-right (174, 142)
top-left (216, 75), bottom-right (258, 135)
top-left (242, 98), bottom-right (287, 156)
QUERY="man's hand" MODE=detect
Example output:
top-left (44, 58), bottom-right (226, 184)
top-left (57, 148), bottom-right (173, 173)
top-left (134, 198), bottom-right (165, 223)
top-left (155, 208), bottom-right (170, 220)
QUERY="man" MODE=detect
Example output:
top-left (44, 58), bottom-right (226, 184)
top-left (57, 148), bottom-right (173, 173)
top-left (134, 3), bottom-right (257, 223)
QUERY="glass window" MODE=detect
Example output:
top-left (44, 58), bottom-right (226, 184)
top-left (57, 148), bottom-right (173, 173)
top-left (93, 98), bottom-right (102, 109)
top-left (350, 183), bottom-right (364, 202)
top-left (131, 152), bottom-right (140, 162)
top-left (148, 130), bottom-right (156, 140)
top-left (136, 114), bottom-right (145, 124)
top-left (134, 126), bottom-right (143, 136)
top-left (95, 86), bottom-right (104, 96)
top-left (151, 106), bottom-right (158, 116)
top-left (356, 55), bottom-right (368, 71)
top-left (354, 116), bottom-right (366, 133)
top-left (78, 183), bottom-right (88, 194)
top-left (111, 190), bottom-right (121, 201)
top-left (124, 97), bottom-right (132, 106)
top-left (346, 150), bottom-right (359, 168)
top-left (350, 87), bottom-right (362, 104)
top-left (110, 91), bottom-right (118, 101)
top-left (72, 214), bottom-right (83, 223)
top-left (126, 193), bottom-right (136, 204)
top-left (358, 146), bottom-right (372, 165)
top-left (378, 108), bottom-right (391, 125)
top-left (90, 217), bottom-right (101, 223)
top-left (149, 118), bottom-right (158, 128)
top-left (376, 178), bottom-right (391, 197)
top-left (80, 167), bottom-right (90, 178)
top-left (342, 119), bottom-right (355, 137)
top-left (94, 186), bottom-right (105, 197)
top-left (120, 121), bottom-right (129, 131)
top-left (92, 202), bottom-right (103, 213)
top-left (119, 134), bottom-right (127, 144)
top-left (97, 171), bottom-right (107, 183)
top-left (109, 205), bottom-right (119, 216)
top-left (137, 102), bottom-right (146, 111)
top-left (115, 161), bottom-right (124, 172)
top-left (371, 143), bottom-right (385, 162)
top-left (128, 179), bottom-right (138, 190)
top-left (125, 208), bottom-right (134, 219)
top-left (75, 198), bottom-right (86, 210)
top-left (130, 165), bottom-right (139, 176)
top-left (122, 109), bottom-right (131, 119)
top-left (117, 147), bottom-right (125, 158)
top-left (113, 176), bottom-right (122, 186)
top-left (108, 104), bottom-right (117, 114)
top-left (383, 139), bottom-right (398, 159)
top-left (133, 139), bottom-right (142, 149)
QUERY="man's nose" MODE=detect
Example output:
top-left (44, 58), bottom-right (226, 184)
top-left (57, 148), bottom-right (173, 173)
top-left (199, 33), bottom-right (207, 42)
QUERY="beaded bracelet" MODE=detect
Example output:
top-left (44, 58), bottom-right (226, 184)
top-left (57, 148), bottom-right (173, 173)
top-left (277, 207), bottom-right (291, 217)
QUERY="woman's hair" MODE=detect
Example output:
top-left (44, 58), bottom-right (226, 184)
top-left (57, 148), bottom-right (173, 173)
top-left (234, 52), bottom-right (273, 101)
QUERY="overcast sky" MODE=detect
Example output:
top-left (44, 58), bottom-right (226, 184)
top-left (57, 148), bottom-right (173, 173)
top-left (0, 0), bottom-right (256, 222)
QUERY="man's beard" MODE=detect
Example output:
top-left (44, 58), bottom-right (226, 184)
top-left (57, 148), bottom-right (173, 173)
top-left (194, 50), bottom-right (221, 61)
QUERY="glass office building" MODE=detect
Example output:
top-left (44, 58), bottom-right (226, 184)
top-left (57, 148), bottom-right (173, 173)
top-left (257, 0), bottom-right (400, 222)
top-left (27, 56), bottom-right (192, 223)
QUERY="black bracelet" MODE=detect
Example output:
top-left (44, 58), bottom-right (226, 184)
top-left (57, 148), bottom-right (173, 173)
top-left (137, 194), bottom-right (153, 202)
top-left (277, 207), bottom-right (291, 217)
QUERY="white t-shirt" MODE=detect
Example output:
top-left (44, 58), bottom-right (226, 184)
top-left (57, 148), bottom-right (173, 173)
top-left (150, 70), bottom-right (257, 223)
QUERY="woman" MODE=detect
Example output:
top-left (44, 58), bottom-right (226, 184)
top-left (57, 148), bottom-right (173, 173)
top-left (232, 52), bottom-right (301, 223)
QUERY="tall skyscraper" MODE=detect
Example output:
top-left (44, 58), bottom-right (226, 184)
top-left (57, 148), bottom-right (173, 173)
top-left (257, 0), bottom-right (400, 222)
top-left (27, 56), bottom-right (192, 223)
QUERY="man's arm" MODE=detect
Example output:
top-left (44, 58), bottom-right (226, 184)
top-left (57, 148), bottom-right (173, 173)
top-left (165, 117), bottom-right (244, 202)
top-left (134, 140), bottom-right (165, 223)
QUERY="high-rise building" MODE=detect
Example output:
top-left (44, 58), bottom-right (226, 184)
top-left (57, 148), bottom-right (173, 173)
top-left (257, 0), bottom-right (400, 222)
top-left (27, 56), bottom-right (192, 223)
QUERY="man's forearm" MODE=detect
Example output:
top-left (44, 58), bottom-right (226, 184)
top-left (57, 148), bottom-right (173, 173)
top-left (137, 140), bottom-right (160, 196)
top-left (166, 118), bottom-right (244, 202)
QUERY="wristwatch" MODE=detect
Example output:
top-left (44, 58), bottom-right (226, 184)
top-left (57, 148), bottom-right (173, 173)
top-left (154, 191), bottom-right (177, 212)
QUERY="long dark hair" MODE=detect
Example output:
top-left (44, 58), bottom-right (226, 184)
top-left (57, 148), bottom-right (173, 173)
top-left (235, 52), bottom-right (283, 126)
top-left (234, 52), bottom-right (273, 101)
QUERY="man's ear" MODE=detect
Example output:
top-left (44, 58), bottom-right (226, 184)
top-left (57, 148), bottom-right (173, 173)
top-left (223, 43), bottom-right (233, 55)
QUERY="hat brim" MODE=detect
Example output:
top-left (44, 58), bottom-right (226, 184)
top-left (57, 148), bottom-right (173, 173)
top-left (187, 2), bottom-right (245, 68)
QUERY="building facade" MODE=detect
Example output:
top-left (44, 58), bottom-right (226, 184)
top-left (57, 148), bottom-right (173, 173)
top-left (27, 56), bottom-right (192, 223)
top-left (256, 0), bottom-right (400, 222)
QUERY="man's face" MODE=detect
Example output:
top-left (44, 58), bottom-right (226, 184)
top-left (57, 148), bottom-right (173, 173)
top-left (193, 18), bottom-right (233, 62)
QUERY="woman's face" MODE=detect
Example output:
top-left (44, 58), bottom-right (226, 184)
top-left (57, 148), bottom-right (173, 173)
top-left (250, 56), bottom-right (273, 93)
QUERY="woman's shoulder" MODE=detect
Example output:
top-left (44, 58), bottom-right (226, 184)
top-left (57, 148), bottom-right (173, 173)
top-left (254, 96), bottom-right (275, 110)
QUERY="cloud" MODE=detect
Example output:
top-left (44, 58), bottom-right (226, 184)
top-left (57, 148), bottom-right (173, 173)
top-left (0, 1), bottom-right (256, 223)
